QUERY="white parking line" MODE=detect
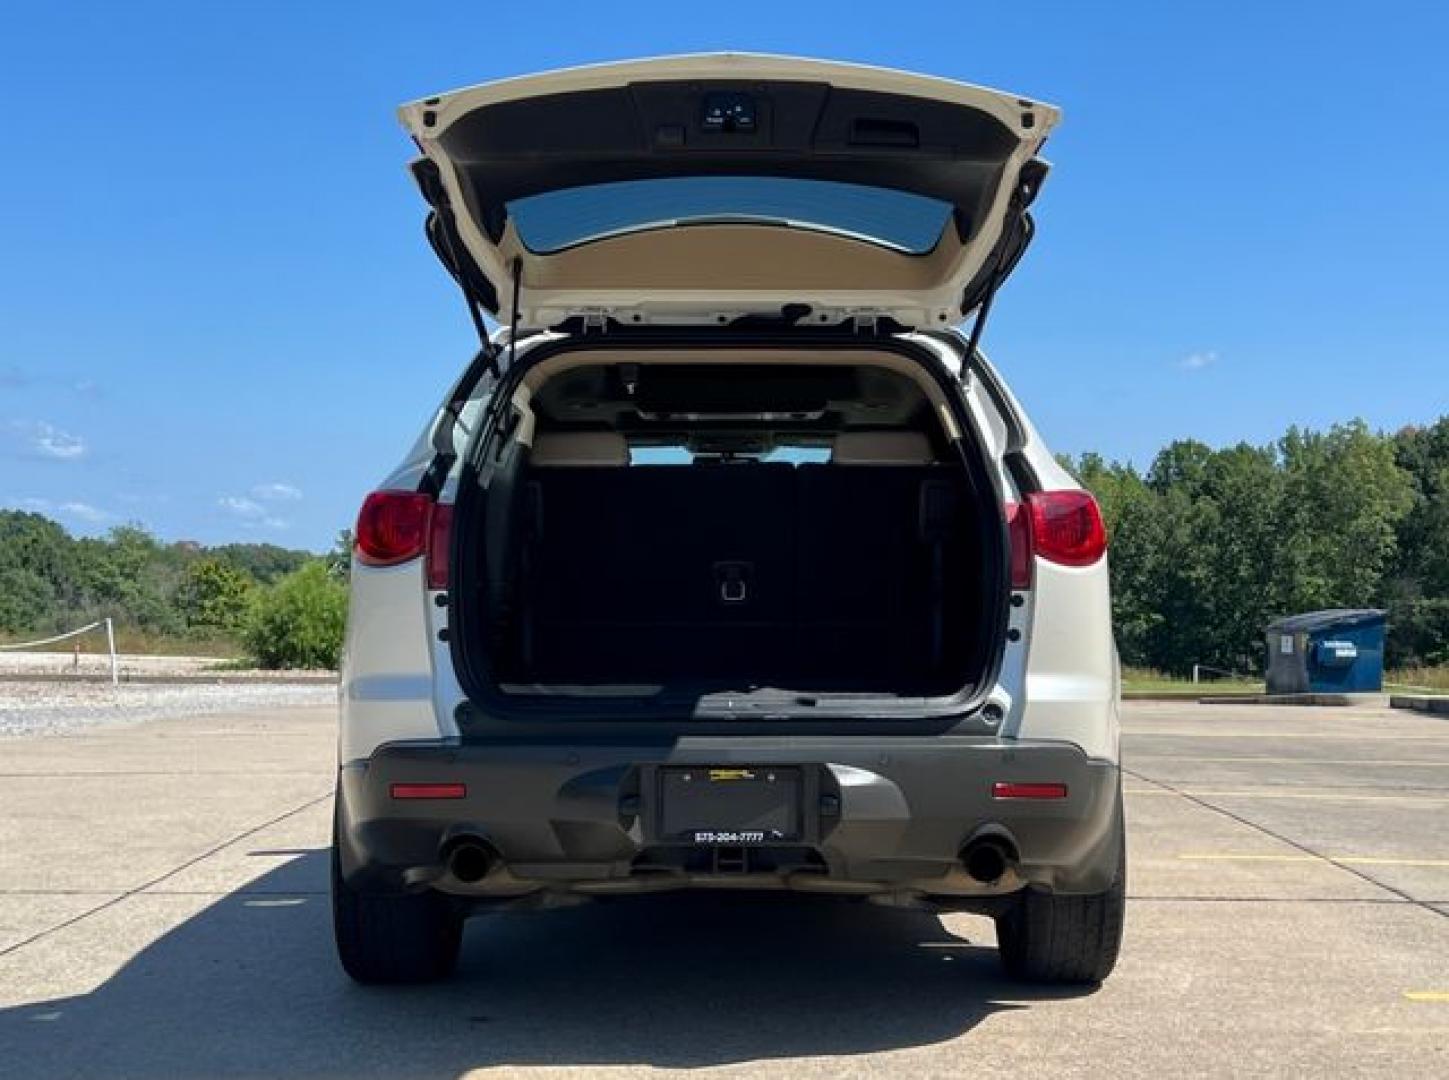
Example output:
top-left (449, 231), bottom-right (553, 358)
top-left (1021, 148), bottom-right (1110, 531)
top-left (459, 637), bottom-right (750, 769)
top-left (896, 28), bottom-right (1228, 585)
top-left (1125, 788), bottom-right (1449, 805)
top-left (1128, 732), bottom-right (1449, 741)
top-left (1179, 853), bottom-right (1449, 868)
top-left (1132, 757), bottom-right (1449, 767)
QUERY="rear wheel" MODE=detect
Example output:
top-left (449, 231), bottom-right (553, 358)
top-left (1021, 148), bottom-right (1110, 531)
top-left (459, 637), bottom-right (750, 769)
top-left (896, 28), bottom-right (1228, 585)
top-left (331, 817), bottom-right (463, 984)
top-left (994, 821), bottom-right (1126, 985)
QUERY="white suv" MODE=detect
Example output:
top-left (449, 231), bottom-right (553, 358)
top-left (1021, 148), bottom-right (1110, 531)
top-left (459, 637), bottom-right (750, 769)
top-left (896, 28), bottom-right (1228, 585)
top-left (333, 54), bottom-right (1123, 986)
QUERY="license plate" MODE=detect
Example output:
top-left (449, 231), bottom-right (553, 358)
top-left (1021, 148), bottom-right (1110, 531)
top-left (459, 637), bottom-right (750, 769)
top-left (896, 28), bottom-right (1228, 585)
top-left (658, 767), bottom-right (800, 844)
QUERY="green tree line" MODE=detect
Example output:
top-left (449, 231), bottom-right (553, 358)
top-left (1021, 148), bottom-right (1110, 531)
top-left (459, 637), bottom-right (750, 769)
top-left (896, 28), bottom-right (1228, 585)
top-left (1069, 416), bottom-right (1448, 674)
top-left (1, 414), bottom-right (1444, 673)
top-left (0, 514), bottom-right (350, 668)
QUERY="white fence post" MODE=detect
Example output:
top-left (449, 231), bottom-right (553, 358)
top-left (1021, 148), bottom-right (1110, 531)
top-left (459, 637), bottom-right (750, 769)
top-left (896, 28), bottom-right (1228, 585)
top-left (105, 617), bottom-right (119, 687)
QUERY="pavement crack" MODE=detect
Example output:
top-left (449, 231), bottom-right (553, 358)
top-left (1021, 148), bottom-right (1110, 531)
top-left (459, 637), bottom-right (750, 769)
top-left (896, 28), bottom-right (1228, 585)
top-left (0, 790), bottom-right (332, 959)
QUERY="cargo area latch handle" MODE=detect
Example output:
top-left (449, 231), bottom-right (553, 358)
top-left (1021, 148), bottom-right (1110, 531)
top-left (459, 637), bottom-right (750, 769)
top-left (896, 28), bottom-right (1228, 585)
top-left (715, 561), bottom-right (752, 605)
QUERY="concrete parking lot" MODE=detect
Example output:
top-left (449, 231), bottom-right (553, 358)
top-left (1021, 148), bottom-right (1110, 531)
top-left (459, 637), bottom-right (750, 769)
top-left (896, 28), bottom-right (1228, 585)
top-left (0, 699), bottom-right (1445, 1078)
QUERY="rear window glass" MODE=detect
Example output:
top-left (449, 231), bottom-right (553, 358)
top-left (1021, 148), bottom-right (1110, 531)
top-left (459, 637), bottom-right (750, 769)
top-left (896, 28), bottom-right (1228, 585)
top-left (509, 177), bottom-right (954, 255)
top-left (629, 446), bottom-right (832, 466)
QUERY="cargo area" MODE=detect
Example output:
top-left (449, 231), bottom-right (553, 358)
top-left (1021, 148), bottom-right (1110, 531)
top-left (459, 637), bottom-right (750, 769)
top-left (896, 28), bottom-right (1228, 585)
top-left (453, 349), bottom-right (1003, 706)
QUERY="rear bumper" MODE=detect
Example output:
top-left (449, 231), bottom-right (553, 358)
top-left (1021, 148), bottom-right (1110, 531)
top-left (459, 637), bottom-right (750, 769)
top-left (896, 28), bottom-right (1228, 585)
top-left (335, 736), bottom-right (1121, 902)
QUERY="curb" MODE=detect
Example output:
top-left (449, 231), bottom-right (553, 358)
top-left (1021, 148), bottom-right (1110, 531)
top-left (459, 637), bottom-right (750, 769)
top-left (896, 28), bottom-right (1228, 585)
top-left (1123, 691), bottom-right (1260, 702)
top-left (1196, 693), bottom-right (1357, 706)
top-left (0, 672), bottom-right (338, 686)
top-left (1390, 694), bottom-right (1449, 716)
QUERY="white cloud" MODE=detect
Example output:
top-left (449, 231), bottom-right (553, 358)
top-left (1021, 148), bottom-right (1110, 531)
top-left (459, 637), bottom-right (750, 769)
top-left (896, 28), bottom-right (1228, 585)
top-left (0, 368), bottom-right (101, 396)
top-left (35, 424), bottom-right (87, 458)
top-left (59, 500), bottom-right (111, 523)
top-left (10, 497), bottom-right (113, 524)
top-left (218, 495), bottom-right (289, 530)
top-left (1179, 350), bottom-right (1218, 371)
top-left (5, 420), bottom-right (87, 460)
top-left (219, 495), bottom-right (264, 517)
top-left (250, 481), bottom-right (302, 502)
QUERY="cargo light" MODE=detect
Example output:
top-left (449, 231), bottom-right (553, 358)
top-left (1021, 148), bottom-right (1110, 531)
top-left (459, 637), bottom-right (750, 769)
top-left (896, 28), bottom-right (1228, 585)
top-left (390, 782), bottom-right (467, 800)
top-left (992, 781), bottom-right (1068, 800)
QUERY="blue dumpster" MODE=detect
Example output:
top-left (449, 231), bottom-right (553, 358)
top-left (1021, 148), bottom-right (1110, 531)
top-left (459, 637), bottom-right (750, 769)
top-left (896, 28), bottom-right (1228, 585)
top-left (1264, 609), bottom-right (1387, 694)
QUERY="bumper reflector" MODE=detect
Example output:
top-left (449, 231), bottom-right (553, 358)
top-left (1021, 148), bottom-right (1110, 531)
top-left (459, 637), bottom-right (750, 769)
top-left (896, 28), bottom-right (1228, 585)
top-left (390, 782), bottom-right (467, 800)
top-left (992, 781), bottom-right (1068, 800)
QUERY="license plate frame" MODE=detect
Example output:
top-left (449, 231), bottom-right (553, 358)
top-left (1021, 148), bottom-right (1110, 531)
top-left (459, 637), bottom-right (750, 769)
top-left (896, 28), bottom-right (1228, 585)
top-left (653, 766), bottom-right (804, 846)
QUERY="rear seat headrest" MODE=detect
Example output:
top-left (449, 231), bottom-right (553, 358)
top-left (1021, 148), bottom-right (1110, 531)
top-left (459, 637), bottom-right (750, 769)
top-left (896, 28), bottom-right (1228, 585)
top-left (530, 431), bottom-right (629, 467)
top-left (830, 431), bottom-right (935, 465)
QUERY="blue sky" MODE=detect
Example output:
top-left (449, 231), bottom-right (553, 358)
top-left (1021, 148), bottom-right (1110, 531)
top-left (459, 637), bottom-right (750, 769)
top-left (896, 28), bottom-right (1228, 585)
top-left (2, 1), bottom-right (1446, 550)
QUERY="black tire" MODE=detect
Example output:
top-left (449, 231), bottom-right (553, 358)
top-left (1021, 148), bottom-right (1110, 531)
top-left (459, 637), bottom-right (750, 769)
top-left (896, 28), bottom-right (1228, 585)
top-left (995, 822), bottom-right (1126, 985)
top-left (331, 821), bottom-right (463, 984)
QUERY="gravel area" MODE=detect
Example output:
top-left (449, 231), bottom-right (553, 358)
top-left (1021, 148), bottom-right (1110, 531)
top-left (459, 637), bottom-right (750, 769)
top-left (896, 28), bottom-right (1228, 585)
top-left (0, 680), bottom-right (337, 737)
top-left (1, 651), bottom-right (241, 679)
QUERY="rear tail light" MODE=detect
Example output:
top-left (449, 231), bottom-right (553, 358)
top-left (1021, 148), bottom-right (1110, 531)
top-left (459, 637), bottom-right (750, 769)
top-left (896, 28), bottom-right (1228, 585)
top-left (1028, 490), bottom-right (1107, 567)
top-left (1005, 490), bottom-right (1108, 587)
top-left (1005, 501), bottom-right (1033, 588)
top-left (355, 491), bottom-right (433, 568)
top-left (992, 781), bottom-right (1069, 800)
top-left (426, 503), bottom-right (453, 589)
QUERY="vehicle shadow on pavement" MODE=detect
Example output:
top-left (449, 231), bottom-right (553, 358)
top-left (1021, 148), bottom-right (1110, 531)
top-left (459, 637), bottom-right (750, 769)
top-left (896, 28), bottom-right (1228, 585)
top-left (0, 851), bottom-right (1097, 1078)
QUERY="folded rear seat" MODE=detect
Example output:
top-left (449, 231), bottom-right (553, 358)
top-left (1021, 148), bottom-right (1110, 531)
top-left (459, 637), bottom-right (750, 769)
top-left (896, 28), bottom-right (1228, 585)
top-left (518, 429), bottom-right (971, 690)
top-left (796, 432), bottom-right (962, 684)
top-left (523, 433), bottom-right (797, 683)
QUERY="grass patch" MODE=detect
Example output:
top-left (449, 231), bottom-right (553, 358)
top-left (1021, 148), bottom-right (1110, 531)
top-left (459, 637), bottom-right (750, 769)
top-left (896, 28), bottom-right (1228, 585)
top-left (1386, 665), bottom-right (1449, 692)
top-left (110, 629), bottom-right (240, 658)
top-left (0, 627), bottom-right (240, 659)
top-left (205, 656), bottom-right (262, 671)
top-left (1121, 666), bottom-right (1261, 695)
top-left (1124, 664), bottom-right (1449, 694)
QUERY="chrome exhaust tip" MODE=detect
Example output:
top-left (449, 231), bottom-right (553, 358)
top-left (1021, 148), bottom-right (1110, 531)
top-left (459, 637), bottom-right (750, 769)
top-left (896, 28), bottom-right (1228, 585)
top-left (961, 834), bottom-right (1017, 884)
top-left (444, 838), bottom-right (496, 884)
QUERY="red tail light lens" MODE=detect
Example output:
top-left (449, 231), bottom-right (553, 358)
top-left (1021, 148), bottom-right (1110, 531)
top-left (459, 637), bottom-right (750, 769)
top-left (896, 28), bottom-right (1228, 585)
top-left (1026, 490), bottom-right (1107, 568)
top-left (426, 503), bottom-right (453, 590)
top-left (1005, 501), bottom-right (1033, 589)
top-left (355, 491), bottom-right (433, 567)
